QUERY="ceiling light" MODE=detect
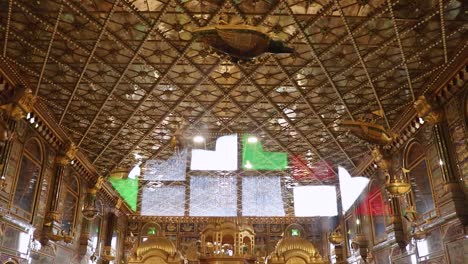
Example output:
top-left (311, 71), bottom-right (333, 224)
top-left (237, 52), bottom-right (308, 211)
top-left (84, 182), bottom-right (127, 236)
top-left (26, 112), bottom-right (31, 120)
top-left (193, 135), bottom-right (205, 143)
top-left (418, 117), bottom-right (425, 124)
top-left (29, 117), bottom-right (35, 124)
top-left (247, 136), bottom-right (258, 143)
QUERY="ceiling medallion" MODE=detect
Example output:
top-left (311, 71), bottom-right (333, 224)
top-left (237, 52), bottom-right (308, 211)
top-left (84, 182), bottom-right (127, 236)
top-left (194, 22), bottom-right (293, 64)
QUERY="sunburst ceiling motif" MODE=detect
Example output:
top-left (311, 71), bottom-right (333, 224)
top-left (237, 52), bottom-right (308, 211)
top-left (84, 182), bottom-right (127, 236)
top-left (0, 0), bottom-right (466, 215)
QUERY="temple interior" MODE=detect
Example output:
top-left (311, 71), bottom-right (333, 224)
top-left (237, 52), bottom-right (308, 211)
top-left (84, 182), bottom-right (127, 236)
top-left (0, 0), bottom-right (466, 263)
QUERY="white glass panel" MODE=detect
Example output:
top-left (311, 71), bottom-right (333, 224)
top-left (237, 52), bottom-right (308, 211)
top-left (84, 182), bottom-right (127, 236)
top-left (141, 186), bottom-right (185, 216)
top-left (338, 167), bottom-right (369, 212)
top-left (190, 176), bottom-right (237, 216)
top-left (128, 164), bottom-right (140, 179)
top-left (191, 135), bottom-right (238, 171)
top-left (143, 149), bottom-right (187, 181)
top-left (293, 186), bottom-right (337, 216)
top-left (242, 176), bottom-right (285, 216)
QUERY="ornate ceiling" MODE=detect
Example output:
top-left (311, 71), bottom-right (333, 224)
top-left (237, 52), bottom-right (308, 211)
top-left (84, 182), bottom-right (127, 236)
top-left (0, 0), bottom-right (466, 182)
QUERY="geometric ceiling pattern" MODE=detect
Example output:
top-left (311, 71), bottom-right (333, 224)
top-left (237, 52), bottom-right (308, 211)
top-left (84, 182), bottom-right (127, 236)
top-left (0, 0), bottom-right (466, 182)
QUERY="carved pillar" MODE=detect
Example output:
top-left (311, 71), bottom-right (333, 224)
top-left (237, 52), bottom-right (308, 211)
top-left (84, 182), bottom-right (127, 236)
top-left (414, 96), bottom-right (468, 224)
top-left (372, 148), bottom-right (408, 249)
top-left (330, 184), bottom-right (347, 263)
top-left (102, 211), bottom-right (118, 264)
top-left (79, 177), bottom-right (104, 258)
top-left (41, 141), bottom-right (77, 245)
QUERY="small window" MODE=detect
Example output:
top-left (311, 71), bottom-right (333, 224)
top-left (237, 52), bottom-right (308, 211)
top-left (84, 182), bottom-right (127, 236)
top-left (61, 174), bottom-right (79, 233)
top-left (12, 139), bottom-right (43, 221)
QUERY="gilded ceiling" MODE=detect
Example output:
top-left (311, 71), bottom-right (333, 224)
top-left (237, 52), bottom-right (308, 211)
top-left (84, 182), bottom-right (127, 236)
top-left (0, 0), bottom-right (466, 182)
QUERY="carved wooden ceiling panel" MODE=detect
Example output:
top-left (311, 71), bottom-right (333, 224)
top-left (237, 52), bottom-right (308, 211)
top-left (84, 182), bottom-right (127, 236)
top-left (0, 0), bottom-right (466, 180)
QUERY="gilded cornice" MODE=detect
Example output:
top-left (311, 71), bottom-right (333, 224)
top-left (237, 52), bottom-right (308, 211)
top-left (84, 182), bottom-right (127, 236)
top-left (129, 216), bottom-right (322, 224)
top-left (0, 59), bottom-right (133, 215)
top-left (352, 57), bottom-right (468, 177)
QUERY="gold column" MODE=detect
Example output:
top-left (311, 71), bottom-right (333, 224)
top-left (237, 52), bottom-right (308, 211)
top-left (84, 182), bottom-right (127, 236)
top-left (372, 148), bottom-right (408, 249)
top-left (41, 141), bottom-right (77, 245)
top-left (79, 177), bottom-right (104, 257)
top-left (102, 204), bottom-right (121, 264)
top-left (414, 96), bottom-right (468, 224)
top-left (332, 184), bottom-right (347, 264)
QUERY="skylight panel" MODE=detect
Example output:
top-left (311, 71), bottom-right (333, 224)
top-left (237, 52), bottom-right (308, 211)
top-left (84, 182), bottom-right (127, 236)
top-left (190, 134), bottom-right (238, 171)
top-left (189, 176), bottom-right (237, 216)
top-left (143, 149), bottom-right (187, 181)
top-left (293, 186), bottom-right (338, 216)
top-left (242, 134), bottom-right (287, 170)
top-left (141, 186), bottom-right (185, 216)
top-left (242, 176), bottom-right (285, 216)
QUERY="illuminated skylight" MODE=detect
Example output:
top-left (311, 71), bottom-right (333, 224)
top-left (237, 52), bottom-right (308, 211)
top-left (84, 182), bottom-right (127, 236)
top-left (144, 149), bottom-right (187, 181)
top-left (242, 176), bottom-right (285, 216)
top-left (242, 134), bottom-right (287, 170)
top-left (293, 186), bottom-right (338, 216)
top-left (141, 186), bottom-right (185, 216)
top-left (108, 178), bottom-right (138, 211)
top-left (191, 134), bottom-right (237, 171)
top-left (190, 176), bottom-right (237, 216)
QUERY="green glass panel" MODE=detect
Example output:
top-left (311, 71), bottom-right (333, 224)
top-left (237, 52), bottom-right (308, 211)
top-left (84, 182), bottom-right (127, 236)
top-left (291, 229), bottom-right (300, 236)
top-left (148, 227), bottom-right (156, 235)
top-left (241, 135), bottom-right (287, 170)
top-left (108, 178), bottom-right (138, 211)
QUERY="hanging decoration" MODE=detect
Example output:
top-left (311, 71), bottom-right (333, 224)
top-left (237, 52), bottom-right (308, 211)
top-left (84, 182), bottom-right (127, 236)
top-left (194, 22), bottom-right (293, 63)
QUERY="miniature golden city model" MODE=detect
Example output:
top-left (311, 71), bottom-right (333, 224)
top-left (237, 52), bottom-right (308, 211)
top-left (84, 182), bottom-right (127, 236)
top-left (199, 220), bottom-right (256, 264)
top-left (128, 221), bottom-right (329, 264)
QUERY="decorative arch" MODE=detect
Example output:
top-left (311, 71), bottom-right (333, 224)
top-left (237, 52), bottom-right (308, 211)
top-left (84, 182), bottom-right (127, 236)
top-left (12, 137), bottom-right (44, 221)
top-left (141, 223), bottom-right (162, 237)
top-left (403, 140), bottom-right (435, 217)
